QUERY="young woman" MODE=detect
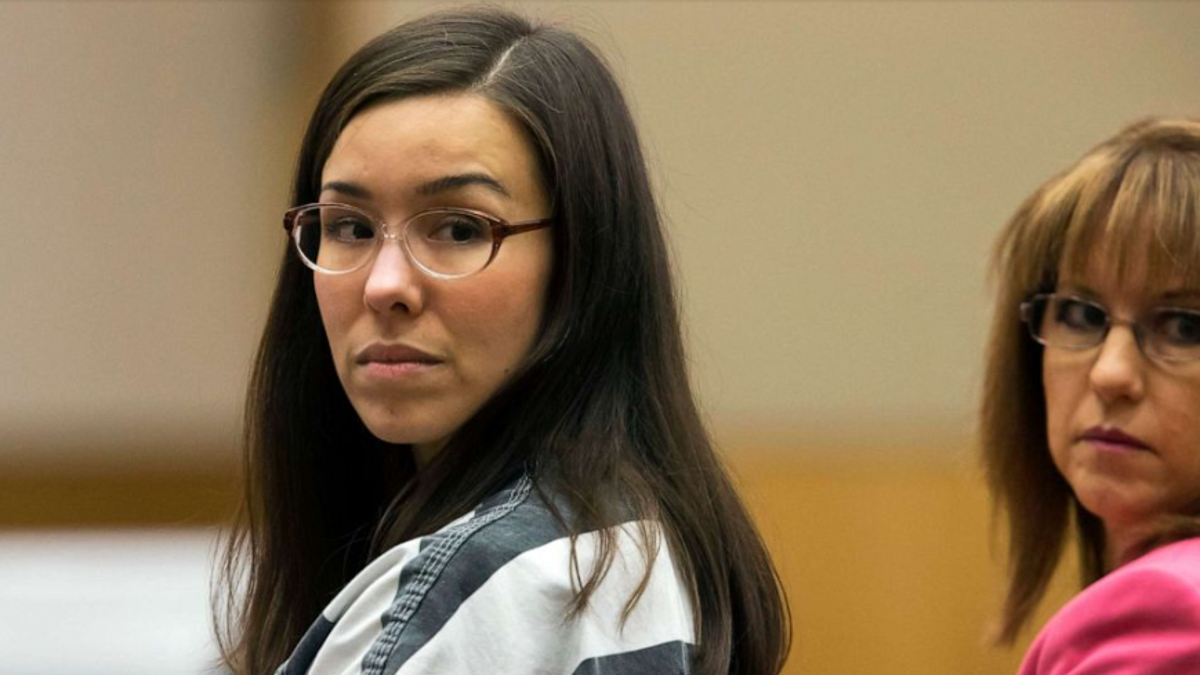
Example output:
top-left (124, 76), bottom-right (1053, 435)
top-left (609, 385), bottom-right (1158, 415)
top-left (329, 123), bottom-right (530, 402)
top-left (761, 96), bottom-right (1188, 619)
top-left (217, 8), bottom-right (789, 675)
top-left (982, 117), bottom-right (1200, 673)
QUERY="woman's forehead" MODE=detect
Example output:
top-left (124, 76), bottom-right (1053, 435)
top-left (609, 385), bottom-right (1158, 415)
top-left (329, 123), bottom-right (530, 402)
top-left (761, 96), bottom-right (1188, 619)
top-left (1059, 231), bottom-right (1200, 294)
top-left (319, 94), bottom-right (548, 212)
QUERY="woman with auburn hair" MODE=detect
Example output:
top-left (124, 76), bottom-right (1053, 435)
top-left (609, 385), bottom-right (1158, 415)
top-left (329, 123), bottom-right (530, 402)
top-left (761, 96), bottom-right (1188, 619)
top-left (983, 117), bottom-right (1200, 672)
top-left (217, 7), bottom-right (789, 675)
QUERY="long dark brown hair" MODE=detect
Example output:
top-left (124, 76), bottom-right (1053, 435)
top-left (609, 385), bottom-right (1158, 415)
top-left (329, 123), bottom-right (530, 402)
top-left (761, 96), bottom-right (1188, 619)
top-left (982, 116), bottom-right (1200, 644)
top-left (218, 7), bottom-right (790, 675)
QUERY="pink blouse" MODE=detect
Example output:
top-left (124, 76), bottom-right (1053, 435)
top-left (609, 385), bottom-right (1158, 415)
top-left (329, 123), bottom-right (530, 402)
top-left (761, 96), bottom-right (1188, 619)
top-left (1018, 537), bottom-right (1200, 674)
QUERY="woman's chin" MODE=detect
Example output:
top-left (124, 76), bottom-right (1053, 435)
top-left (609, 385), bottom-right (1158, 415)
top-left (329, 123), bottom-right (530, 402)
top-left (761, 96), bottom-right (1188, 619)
top-left (360, 417), bottom-right (451, 456)
top-left (1077, 488), bottom-right (1163, 533)
top-left (348, 400), bottom-right (450, 444)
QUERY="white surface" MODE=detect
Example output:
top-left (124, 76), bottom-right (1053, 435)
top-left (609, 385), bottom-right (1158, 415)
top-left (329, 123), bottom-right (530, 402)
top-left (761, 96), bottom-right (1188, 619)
top-left (0, 529), bottom-right (223, 675)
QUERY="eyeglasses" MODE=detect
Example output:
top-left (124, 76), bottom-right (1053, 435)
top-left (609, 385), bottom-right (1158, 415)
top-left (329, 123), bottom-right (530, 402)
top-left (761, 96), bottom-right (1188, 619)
top-left (1019, 293), bottom-right (1200, 363)
top-left (282, 203), bottom-right (552, 278)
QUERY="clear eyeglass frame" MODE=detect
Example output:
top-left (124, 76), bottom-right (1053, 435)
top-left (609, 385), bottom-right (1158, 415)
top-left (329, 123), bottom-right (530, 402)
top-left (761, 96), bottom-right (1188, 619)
top-left (282, 202), bottom-right (553, 279)
top-left (1019, 292), bottom-right (1200, 364)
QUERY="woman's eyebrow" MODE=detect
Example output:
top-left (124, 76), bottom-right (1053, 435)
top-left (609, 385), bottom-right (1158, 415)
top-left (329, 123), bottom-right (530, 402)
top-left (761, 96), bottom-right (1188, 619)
top-left (319, 180), bottom-right (372, 199)
top-left (416, 173), bottom-right (511, 198)
top-left (1161, 289), bottom-right (1200, 303)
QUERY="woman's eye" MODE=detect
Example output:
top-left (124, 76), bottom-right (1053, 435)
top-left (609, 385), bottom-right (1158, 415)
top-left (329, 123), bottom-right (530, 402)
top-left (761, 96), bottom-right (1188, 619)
top-left (325, 217), bottom-right (375, 243)
top-left (426, 214), bottom-right (489, 244)
top-left (1154, 310), bottom-right (1200, 346)
top-left (1054, 298), bottom-right (1107, 333)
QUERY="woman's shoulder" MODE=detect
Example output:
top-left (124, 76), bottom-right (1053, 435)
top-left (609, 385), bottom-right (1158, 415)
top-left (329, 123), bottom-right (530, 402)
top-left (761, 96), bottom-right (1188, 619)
top-left (422, 474), bottom-right (697, 635)
top-left (1018, 537), bottom-right (1200, 675)
top-left (286, 473), bottom-right (697, 675)
top-left (414, 483), bottom-right (697, 672)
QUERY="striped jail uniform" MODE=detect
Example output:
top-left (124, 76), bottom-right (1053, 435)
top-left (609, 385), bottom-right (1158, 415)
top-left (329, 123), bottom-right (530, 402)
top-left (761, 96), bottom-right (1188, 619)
top-left (276, 472), bottom-right (697, 675)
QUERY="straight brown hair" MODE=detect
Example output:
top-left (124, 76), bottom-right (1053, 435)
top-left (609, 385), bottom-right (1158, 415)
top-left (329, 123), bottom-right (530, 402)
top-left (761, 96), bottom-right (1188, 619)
top-left (217, 7), bottom-right (790, 675)
top-left (982, 117), bottom-right (1200, 644)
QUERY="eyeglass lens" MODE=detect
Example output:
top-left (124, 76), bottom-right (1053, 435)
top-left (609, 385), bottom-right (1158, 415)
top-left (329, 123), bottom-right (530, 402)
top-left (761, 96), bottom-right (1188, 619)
top-left (292, 205), bottom-right (496, 276)
top-left (1025, 294), bottom-right (1200, 361)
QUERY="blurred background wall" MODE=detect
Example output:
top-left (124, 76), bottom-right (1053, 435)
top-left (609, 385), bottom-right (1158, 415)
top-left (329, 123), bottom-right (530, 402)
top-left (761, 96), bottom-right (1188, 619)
top-left (1, 1), bottom-right (1197, 673)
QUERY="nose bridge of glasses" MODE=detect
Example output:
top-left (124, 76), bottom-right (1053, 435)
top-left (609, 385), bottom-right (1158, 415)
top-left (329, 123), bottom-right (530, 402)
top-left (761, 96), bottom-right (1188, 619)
top-left (366, 230), bottom-right (420, 280)
top-left (373, 221), bottom-right (414, 270)
top-left (378, 220), bottom-right (405, 242)
top-left (369, 215), bottom-right (460, 279)
top-left (1098, 316), bottom-right (1156, 362)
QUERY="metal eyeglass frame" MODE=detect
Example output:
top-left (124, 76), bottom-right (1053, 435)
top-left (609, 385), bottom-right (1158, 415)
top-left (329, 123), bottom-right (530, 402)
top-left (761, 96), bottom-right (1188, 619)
top-left (1019, 292), bottom-right (1200, 363)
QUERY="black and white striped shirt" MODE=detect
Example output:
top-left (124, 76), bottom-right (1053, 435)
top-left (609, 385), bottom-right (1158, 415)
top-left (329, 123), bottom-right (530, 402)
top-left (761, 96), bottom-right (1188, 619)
top-left (277, 472), bottom-right (697, 674)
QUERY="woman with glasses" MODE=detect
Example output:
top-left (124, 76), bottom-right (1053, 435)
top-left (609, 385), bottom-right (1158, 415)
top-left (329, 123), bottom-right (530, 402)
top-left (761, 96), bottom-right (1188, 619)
top-left (216, 8), bottom-right (789, 675)
top-left (983, 117), bottom-right (1200, 673)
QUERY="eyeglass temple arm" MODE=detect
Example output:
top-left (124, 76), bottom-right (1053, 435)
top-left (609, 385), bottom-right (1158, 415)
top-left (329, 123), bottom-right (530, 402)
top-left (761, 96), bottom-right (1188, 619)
top-left (495, 218), bottom-right (553, 240)
top-left (282, 208), bottom-right (302, 232)
top-left (1018, 299), bottom-right (1036, 323)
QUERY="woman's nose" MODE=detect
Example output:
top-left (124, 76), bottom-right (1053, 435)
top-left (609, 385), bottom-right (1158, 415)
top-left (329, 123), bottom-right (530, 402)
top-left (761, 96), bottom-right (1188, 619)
top-left (363, 240), bottom-right (424, 315)
top-left (1088, 324), bottom-right (1146, 404)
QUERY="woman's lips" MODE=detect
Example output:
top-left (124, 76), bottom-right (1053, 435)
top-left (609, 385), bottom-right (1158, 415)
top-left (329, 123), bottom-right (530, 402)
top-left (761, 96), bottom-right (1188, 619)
top-left (356, 343), bottom-right (443, 378)
top-left (1080, 426), bottom-right (1152, 453)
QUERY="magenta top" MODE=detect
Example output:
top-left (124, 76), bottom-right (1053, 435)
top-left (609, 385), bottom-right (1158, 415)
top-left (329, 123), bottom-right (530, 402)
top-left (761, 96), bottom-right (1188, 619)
top-left (1018, 537), bottom-right (1200, 674)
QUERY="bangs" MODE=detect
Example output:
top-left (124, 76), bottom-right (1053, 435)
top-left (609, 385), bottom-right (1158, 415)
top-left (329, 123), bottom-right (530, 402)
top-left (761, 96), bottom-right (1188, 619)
top-left (1058, 138), bottom-right (1200, 291)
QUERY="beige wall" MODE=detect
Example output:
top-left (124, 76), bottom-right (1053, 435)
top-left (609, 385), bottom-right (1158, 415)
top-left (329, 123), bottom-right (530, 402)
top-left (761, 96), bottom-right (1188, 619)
top-left (2, 1), bottom-right (1198, 673)
top-left (4, 1), bottom-right (1199, 473)
top-left (340, 0), bottom-right (1200, 450)
top-left (0, 1), bottom-right (303, 473)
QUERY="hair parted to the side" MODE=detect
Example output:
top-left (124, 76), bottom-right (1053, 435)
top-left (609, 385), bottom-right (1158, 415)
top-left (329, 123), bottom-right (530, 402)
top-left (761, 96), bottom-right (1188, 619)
top-left (982, 116), bottom-right (1200, 645)
top-left (217, 8), bottom-right (790, 675)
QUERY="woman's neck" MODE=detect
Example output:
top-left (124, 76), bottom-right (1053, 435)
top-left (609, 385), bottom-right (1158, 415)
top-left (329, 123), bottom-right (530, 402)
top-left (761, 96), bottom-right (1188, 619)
top-left (1103, 521), bottom-right (1155, 571)
top-left (411, 440), bottom-right (446, 470)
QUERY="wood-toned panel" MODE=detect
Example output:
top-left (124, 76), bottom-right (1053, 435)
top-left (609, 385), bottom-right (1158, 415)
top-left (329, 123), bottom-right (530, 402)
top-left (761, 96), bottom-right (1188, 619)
top-left (0, 469), bottom-right (237, 528)
top-left (729, 450), bottom-right (1077, 675)
top-left (0, 445), bottom-right (1078, 675)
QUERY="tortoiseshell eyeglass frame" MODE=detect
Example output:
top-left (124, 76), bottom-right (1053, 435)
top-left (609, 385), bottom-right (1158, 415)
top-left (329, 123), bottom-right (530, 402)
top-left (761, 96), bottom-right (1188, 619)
top-left (282, 202), bottom-right (553, 279)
